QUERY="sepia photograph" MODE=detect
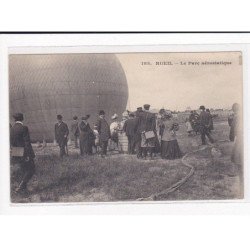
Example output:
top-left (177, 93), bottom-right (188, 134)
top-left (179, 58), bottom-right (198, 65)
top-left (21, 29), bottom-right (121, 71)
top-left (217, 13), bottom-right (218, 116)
top-left (9, 51), bottom-right (243, 203)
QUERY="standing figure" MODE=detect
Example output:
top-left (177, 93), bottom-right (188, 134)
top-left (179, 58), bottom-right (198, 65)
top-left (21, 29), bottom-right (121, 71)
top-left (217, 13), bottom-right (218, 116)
top-left (189, 110), bottom-right (200, 134)
top-left (118, 112), bottom-right (129, 153)
top-left (93, 125), bottom-right (100, 154)
top-left (55, 115), bottom-right (69, 158)
top-left (96, 110), bottom-right (111, 157)
top-left (135, 107), bottom-right (143, 117)
top-left (206, 108), bottom-right (214, 132)
top-left (230, 103), bottom-right (243, 197)
top-left (185, 118), bottom-right (193, 136)
top-left (10, 113), bottom-right (36, 193)
top-left (228, 111), bottom-right (235, 141)
top-left (160, 111), bottom-right (182, 160)
top-left (71, 115), bottom-right (80, 148)
top-left (230, 103), bottom-right (243, 165)
top-left (123, 113), bottom-right (137, 154)
top-left (134, 108), bottom-right (144, 158)
top-left (138, 104), bottom-right (157, 159)
top-left (199, 106), bottom-right (214, 145)
top-left (110, 114), bottom-right (120, 150)
top-left (79, 115), bottom-right (92, 156)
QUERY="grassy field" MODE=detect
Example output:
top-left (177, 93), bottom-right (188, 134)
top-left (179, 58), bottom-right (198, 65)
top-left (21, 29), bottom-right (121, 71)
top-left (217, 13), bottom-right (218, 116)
top-left (11, 118), bottom-right (243, 203)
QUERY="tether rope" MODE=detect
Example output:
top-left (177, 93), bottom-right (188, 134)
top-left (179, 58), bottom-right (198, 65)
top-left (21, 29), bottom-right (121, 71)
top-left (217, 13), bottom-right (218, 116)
top-left (137, 139), bottom-right (230, 201)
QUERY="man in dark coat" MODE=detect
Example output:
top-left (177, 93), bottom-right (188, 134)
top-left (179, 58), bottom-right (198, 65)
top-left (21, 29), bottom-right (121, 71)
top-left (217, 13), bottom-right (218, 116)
top-left (199, 106), bottom-right (214, 145)
top-left (136, 104), bottom-right (157, 159)
top-left (55, 115), bottom-right (69, 158)
top-left (134, 108), bottom-right (144, 158)
top-left (96, 110), bottom-right (111, 157)
top-left (71, 115), bottom-right (80, 148)
top-left (228, 112), bottom-right (235, 141)
top-left (123, 113), bottom-right (137, 154)
top-left (206, 108), bottom-right (214, 132)
top-left (10, 113), bottom-right (35, 193)
top-left (135, 107), bottom-right (143, 118)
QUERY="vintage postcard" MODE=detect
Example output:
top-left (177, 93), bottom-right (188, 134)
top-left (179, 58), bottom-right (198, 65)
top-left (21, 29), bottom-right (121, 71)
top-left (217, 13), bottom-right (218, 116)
top-left (8, 50), bottom-right (243, 203)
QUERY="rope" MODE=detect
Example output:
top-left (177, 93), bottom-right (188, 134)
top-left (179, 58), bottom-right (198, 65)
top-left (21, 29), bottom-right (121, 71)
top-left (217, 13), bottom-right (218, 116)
top-left (137, 139), bottom-right (230, 201)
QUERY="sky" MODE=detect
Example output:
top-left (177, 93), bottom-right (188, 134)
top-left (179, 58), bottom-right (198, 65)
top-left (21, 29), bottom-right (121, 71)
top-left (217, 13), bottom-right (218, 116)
top-left (117, 52), bottom-right (243, 111)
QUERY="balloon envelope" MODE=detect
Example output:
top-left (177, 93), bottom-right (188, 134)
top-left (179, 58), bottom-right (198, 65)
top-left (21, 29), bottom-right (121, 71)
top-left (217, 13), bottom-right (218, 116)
top-left (9, 53), bottom-right (128, 142)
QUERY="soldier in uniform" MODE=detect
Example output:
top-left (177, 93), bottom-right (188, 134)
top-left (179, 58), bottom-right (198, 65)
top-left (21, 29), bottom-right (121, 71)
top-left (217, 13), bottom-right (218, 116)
top-left (10, 113), bottom-right (35, 194)
top-left (96, 110), bottom-right (111, 157)
top-left (55, 115), bottom-right (69, 158)
top-left (199, 106), bottom-right (214, 145)
top-left (71, 115), bottom-right (80, 148)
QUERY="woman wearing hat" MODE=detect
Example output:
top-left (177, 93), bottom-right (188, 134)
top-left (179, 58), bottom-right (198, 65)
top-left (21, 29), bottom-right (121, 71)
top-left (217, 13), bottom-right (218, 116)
top-left (110, 114), bottom-right (119, 150)
top-left (118, 111), bottom-right (129, 153)
top-left (78, 115), bottom-right (92, 156)
top-left (160, 111), bottom-right (182, 160)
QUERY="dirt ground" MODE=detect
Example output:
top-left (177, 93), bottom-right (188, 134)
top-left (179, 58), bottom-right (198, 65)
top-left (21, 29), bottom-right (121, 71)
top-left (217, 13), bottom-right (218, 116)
top-left (10, 118), bottom-right (243, 203)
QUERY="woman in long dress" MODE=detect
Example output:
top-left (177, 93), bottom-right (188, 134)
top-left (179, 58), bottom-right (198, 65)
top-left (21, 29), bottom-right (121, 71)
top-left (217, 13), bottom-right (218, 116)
top-left (118, 111), bottom-right (129, 153)
top-left (109, 114), bottom-right (120, 150)
top-left (79, 115), bottom-right (92, 156)
top-left (160, 112), bottom-right (182, 160)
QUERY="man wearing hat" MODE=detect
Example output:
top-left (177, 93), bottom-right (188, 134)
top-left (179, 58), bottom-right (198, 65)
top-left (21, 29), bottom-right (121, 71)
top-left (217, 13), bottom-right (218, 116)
top-left (96, 110), bottom-right (111, 157)
top-left (135, 107), bottom-right (143, 117)
top-left (71, 115), bottom-right (80, 148)
top-left (199, 106), bottom-right (214, 145)
top-left (55, 115), bottom-right (69, 158)
top-left (10, 113), bottom-right (35, 193)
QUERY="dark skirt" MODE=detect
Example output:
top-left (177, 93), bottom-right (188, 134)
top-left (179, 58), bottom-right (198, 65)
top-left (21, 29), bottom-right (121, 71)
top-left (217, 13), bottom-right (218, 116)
top-left (80, 132), bottom-right (91, 155)
top-left (161, 139), bottom-right (182, 160)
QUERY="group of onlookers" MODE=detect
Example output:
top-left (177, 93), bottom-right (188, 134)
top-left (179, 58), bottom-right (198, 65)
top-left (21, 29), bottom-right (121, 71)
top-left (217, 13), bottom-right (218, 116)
top-left (53, 104), bottom-right (183, 160)
top-left (55, 111), bottom-right (110, 158)
top-left (185, 106), bottom-right (215, 145)
top-left (186, 108), bottom-right (214, 136)
top-left (10, 102), bottom-right (242, 194)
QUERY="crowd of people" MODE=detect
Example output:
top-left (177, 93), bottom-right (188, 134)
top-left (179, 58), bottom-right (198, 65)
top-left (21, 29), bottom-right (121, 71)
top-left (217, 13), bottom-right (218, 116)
top-left (185, 107), bottom-right (214, 137)
top-left (10, 103), bottom-right (242, 194)
top-left (54, 104), bottom-right (183, 160)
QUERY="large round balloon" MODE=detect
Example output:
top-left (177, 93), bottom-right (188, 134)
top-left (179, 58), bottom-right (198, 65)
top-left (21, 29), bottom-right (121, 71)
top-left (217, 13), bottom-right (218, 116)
top-left (9, 53), bottom-right (128, 142)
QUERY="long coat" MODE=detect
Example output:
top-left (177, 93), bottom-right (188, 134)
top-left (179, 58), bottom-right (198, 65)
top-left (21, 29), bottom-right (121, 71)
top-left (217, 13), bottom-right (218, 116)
top-left (199, 111), bottom-right (212, 128)
top-left (96, 117), bottom-right (111, 142)
top-left (136, 111), bottom-right (156, 133)
top-left (79, 121), bottom-right (93, 154)
top-left (55, 122), bottom-right (69, 145)
top-left (10, 122), bottom-right (35, 159)
top-left (123, 118), bottom-right (137, 136)
top-left (71, 120), bottom-right (80, 136)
